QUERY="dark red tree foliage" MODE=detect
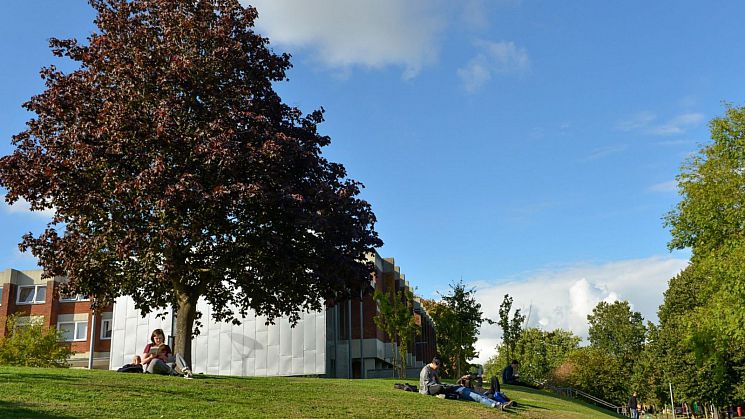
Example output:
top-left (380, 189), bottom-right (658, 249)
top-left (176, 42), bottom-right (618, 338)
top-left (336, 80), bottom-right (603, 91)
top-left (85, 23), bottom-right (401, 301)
top-left (0, 0), bottom-right (382, 364)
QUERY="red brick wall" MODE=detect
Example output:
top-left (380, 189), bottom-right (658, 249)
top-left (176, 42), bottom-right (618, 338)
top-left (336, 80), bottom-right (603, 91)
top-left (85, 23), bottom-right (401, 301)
top-left (0, 278), bottom-right (113, 354)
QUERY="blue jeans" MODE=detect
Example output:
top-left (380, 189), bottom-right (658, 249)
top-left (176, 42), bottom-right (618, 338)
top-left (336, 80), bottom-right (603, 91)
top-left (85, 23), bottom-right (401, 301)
top-left (491, 392), bottom-right (510, 403)
top-left (630, 408), bottom-right (638, 419)
top-left (454, 386), bottom-right (497, 408)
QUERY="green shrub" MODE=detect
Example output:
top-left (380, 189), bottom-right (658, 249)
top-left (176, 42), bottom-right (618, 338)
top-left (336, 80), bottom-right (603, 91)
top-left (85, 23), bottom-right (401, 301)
top-left (0, 315), bottom-right (74, 367)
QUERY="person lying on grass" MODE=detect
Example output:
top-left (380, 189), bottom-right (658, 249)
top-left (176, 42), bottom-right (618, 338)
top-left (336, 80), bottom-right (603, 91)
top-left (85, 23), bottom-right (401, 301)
top-left (419, 356), bottom-right (512, 410)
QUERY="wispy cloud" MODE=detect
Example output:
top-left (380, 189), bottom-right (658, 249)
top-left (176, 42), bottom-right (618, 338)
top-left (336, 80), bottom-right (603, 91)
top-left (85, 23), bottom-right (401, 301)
top-left (648, 180), bottom-right (677, 193)
top-left (458, 40), bottom-right (530, 93)
top-left (581, 144), bottom-right (627, 162)
top-left (649, 113), bottom-right (705, 135)
top-left (617, 112), bottom-right (705, 136)
top-left (246, 0), bottom-right (444, 79)
top-left (1, 196), bottom-right (55, 218)
top-left (469, 256), bottom-right (688, 363)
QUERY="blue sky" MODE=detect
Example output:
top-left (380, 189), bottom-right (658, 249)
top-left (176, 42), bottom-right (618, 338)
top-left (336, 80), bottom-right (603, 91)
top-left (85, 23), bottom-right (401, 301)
top-left (2, 1), bottom-right (744, 362)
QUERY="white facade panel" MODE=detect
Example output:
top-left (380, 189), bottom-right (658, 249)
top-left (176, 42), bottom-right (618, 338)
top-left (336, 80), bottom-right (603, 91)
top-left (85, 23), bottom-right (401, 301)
top-left (109, 295), bottom-right (326, 377)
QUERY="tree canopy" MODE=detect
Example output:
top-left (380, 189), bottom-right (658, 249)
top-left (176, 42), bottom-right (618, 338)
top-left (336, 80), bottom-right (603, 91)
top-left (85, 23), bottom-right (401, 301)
top-left (421, 281), bottom-right (490, 378)
top-left (587, 300), bottom-right (645, 364)
top-left (0, 0), bottom-right (381, 365)
top-left (373, 287), bottom-right (419, 378)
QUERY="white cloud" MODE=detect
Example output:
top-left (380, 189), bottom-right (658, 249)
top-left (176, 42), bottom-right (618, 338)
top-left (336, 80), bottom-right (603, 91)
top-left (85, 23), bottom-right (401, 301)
top-left (617, 112), bottom-right (705, 136)
top-left (1, 196), bottom-right (55, 218)
top-left (246, 0), bottom-right (444, 79)
top-left (649, 113), bottom-right (705, 136)
top-left (458, 40), bottom-right (530, 92)
top-left (648, 180), bottom-right (677, 193)
top-left (468, 256), bottom-right (688, 364)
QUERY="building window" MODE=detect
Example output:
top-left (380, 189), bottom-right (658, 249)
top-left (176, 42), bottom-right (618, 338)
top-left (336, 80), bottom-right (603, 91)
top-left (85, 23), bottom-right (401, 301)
top-left (58, 321), bottom-right (88, 342)
top-left (101, 319), bottom-right (112, 340)
top-left (59, 293), bottom-right (90, 303)
top-left (17, 285), bottom-right (46, 305)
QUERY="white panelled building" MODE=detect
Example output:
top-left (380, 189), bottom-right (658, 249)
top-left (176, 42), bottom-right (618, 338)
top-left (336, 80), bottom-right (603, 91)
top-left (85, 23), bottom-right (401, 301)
top-left (107, 252), bottom-right (437, 378)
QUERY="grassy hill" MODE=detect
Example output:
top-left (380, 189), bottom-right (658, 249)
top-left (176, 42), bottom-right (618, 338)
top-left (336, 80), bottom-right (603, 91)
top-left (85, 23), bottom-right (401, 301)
top-left (0, 367), bottom-right (623, 418)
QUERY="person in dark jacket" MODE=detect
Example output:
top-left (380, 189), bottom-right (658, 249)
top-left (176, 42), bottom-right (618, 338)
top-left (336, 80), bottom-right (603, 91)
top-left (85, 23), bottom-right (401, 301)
top-left (502, 360), bottom-right (518, 384)
top-left (628, 391), bottom-right (638, 419)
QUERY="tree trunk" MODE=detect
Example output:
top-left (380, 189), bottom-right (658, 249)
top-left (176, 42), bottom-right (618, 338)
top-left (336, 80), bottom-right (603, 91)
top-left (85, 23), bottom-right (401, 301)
top-left (174, 291), bottom-right (198, 367)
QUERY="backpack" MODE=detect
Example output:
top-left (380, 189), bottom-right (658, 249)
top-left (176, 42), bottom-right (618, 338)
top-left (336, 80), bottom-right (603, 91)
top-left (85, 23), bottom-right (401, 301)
top-left (393, 383), bottom-right (418, 392)
top-left (117, 363), bottom-right (143, 373)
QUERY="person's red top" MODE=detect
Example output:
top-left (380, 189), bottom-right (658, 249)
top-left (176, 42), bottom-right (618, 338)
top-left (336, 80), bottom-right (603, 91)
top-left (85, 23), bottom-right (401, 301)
top-left (143, 343), bottom-right (172, 364)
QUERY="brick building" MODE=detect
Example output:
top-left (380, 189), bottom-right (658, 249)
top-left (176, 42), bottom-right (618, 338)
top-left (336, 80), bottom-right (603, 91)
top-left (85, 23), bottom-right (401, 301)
top-left (0, 269), bottom-right (113, 366)
top-left (325, 252), bottom-right (437, 378)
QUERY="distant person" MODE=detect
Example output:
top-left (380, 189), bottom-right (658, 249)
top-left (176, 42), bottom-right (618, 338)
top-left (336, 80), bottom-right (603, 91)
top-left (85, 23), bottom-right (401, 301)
top-left (628, 391), bottom-right (639, 419)
top-left (419, 356), bottom-right (509, 410)
top-left (502, 360), bottom-right (527, 385)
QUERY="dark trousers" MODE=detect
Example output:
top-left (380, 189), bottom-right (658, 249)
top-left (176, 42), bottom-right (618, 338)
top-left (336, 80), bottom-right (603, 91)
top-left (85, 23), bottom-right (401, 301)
top-left (428, 384), bottom-right (459, 396)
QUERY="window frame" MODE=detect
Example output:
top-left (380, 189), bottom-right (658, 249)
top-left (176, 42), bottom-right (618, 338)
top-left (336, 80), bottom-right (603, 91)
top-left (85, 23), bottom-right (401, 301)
top-left (57, 320), bottom-right (88, 342)
top-left (100, 318), bottom-right (113, 340)
top-left (59, 293), bottom-right (90, 303)
top-left (16, 285), bottom-right (46, 305)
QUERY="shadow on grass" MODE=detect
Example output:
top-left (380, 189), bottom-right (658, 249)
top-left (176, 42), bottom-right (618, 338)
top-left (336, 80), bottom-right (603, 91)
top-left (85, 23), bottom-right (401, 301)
top-left (0, 400), bottom-right (73, 418)
top-left (0, 371), bottom-right (82, 384)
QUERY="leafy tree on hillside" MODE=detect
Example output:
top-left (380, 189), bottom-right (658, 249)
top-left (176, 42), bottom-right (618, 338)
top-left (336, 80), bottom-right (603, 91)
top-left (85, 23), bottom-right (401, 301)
top-left (556, 347), bottom-right (627, 405)
top-left (647, 265), bottom-right (744, 405)
top-left (488, 327), bottom-right (579, 386)
top-left (587, 300), bottom-right (645, 364)
top-left (663, 105), bottom-right (745, 401)
top-left (373, 287), bottom-right (419, 378)
top-left (497, 294), bottom-right (525, 364)
top-left (0, 0), bottom-right (381, 366)
top-left (422, 281), bottom-right (490, 378)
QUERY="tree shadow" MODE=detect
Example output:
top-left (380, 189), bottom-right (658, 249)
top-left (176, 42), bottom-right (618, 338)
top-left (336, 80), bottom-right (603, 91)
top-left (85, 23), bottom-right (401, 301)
top-left (0, 400), bottom-right (74, 418)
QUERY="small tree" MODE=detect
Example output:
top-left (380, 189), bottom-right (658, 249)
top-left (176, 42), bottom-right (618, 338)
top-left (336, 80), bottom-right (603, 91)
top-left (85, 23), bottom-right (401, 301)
top-left (0, 315), bottom-right (73, 367)
top-left (373, 287), bottom-right (419, 378)
top-left (423, 281), bottom-right (490, 378)
top-left (497, 294), bottom-right (525, 365)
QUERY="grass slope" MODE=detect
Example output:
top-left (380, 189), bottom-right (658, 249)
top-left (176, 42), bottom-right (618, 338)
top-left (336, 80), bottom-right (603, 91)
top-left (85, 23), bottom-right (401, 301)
top-left (0, 367), bottom-right (623, 418)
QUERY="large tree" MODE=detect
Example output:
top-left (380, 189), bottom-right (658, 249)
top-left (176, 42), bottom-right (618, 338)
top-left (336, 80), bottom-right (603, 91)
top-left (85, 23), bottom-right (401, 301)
top-left (664, 105), bottom-right (745, 401)
top-left (0, 0), bottom-right (382, 365)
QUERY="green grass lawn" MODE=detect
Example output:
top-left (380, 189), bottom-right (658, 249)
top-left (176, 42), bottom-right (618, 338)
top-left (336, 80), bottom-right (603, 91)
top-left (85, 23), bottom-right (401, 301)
top-left (0, 367), bottom-right (624, 418)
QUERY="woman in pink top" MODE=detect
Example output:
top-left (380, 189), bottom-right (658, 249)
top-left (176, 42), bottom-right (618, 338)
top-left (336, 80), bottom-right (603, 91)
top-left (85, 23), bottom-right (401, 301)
top-left (142, 328), bottom-right (172, 374)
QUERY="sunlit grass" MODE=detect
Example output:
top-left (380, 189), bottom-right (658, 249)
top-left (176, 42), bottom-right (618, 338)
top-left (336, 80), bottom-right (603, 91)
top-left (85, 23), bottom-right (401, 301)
top-left (0, 367), bottom-right (623, 418)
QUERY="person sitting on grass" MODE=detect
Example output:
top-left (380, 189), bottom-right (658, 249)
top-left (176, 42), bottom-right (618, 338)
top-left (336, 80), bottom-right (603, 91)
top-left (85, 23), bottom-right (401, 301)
top-left (419, 356), bottom-right (510, 410)
top-left (141, 329), bottom-right (193, 378)
top-left (142, 329), bottom-right (173, 374)
top-left (502, 359), bottom-right (536, 388)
